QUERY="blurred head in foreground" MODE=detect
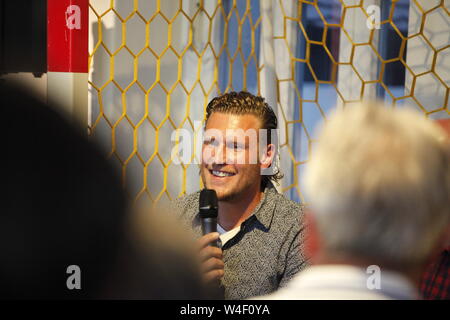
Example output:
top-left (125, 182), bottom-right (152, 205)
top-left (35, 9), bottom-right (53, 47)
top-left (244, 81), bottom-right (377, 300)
top-left (304, 102), bottom-right (450, 283)
top-left (419, 118), bottom-right (450, 300)
top-left (0, 82), bottom-right (204, 299)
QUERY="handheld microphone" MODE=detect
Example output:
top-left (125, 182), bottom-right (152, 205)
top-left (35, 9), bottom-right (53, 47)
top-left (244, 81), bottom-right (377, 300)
top-left (199, 189), bottom-right (220, 247)
top-left (199, 189), bottom-right (224, 299)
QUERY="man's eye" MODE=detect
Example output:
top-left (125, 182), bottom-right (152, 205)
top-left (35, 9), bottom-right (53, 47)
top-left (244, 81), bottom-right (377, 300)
top-left (204, 139), bottom-right (219, 147)
top-left (228, 142), bottom-right (244, 150)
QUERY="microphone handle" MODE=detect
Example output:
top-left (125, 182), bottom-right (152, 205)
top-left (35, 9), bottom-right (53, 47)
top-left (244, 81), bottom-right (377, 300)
top-left (201, 217), bottom-right (221, 248)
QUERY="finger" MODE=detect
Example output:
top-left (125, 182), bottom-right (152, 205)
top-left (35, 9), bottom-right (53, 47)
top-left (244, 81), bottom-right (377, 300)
top-left (199, 246), bottom-right (223, 262)
top-left (201, 257), bottom-right (225, 273)
top-left (196, 232), bottom-right (220, 250)
top-left (203, 269), bottom-right (225, 283)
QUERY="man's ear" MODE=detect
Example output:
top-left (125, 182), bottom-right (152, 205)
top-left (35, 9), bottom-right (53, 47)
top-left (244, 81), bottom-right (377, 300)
top-left (305, 209), bottom-right (321, 263)
top-left (260, 143), bottom-right (275, 169)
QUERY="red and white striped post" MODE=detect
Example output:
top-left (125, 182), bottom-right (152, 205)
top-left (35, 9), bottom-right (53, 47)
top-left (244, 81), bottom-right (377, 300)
top-left (47, 0), bottom-right (89, 130)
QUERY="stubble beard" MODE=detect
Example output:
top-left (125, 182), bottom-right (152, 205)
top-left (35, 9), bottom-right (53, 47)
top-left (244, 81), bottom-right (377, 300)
top-left (200, 166), bottom-right (261, 203)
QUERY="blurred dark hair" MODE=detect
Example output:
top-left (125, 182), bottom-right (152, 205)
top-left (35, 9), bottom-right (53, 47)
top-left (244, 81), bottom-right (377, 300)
top-left (0, 82), bottom-right (207, 299)
top-left (0, 82), bottom-right (128, 298)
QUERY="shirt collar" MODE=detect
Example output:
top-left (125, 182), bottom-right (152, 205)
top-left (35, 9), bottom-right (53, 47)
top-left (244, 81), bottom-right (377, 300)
top-left (247, 181), bottom-right (278, 230)
top-left (291, 265), bottom-right (419, 300)
top-left (192, 181), bottom-right (279, 231)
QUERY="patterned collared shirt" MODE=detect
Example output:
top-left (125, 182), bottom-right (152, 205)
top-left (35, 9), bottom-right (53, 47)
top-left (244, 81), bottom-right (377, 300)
top-left (173, 182), bottom-right (308, 300)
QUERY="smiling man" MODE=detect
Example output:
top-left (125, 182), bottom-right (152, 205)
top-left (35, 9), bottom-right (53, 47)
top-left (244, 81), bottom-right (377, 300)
top-left (173, 91), bottom-right (308, 299)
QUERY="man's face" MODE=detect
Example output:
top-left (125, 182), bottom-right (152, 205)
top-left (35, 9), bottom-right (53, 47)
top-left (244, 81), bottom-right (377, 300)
top-left (200, 112), bottom-right (263, 202)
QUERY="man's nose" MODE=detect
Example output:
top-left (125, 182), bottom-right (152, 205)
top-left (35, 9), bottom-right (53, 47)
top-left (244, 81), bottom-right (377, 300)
top-left (212, 143), bottom-right (226, 165)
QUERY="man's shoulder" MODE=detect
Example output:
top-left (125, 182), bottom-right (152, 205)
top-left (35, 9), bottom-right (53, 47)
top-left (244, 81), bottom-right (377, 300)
top-left (172, 191), bottom-right (201, 218)
top-left (271, 189), bottom-right (305, 222)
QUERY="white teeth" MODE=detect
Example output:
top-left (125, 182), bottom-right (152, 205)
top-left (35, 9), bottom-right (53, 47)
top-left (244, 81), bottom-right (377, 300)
top-left (212, 170), bottom-right (234, 177)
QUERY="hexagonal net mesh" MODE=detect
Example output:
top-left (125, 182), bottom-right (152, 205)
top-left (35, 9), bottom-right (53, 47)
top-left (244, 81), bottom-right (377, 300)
top-left (88, 0), bottom-right (449, 207)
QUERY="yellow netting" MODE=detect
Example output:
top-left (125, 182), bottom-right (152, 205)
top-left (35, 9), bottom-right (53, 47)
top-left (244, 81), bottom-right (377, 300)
top-left (88, 0), bottom-right (449, 205)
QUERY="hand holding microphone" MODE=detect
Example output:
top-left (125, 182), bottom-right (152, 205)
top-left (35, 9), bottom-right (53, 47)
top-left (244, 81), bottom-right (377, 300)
top-left (197, 189), bottom-right (225, 286)
top-left (199, 189), bottom-right (221, 247)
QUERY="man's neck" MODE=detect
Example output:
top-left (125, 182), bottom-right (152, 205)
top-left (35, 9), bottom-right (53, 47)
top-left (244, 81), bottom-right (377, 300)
top-left (218, 186), bottom-right (264, 231)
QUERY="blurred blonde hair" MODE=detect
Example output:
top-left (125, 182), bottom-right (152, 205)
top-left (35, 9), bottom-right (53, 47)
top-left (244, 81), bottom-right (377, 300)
top-left (304, 101), bottom-right (450, 268)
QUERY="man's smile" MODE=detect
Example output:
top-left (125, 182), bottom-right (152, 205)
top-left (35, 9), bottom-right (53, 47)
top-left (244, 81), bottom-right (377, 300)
top-left (209, 169), bottom-right (236, 178)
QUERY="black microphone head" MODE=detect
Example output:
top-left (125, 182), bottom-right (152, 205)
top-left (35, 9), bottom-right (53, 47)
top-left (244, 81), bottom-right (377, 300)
top-left (199, 189), bottom-right (218, 218)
